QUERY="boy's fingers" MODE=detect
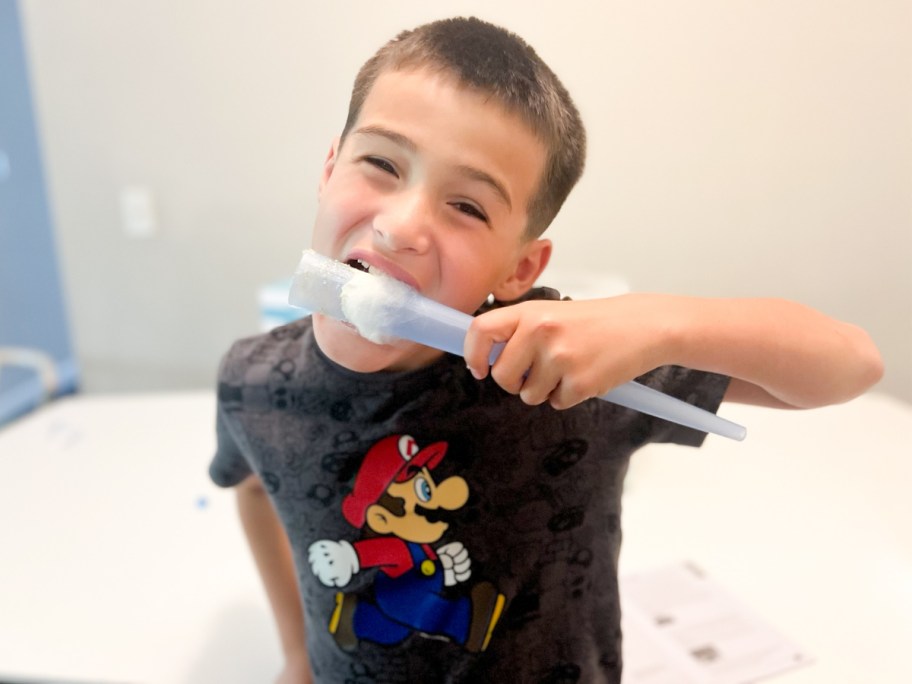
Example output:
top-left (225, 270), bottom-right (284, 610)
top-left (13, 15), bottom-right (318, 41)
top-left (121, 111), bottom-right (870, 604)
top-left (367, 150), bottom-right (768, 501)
top-left (489, 350), bottom-right (532, 395)
top-left (473, 311), bottom-right (546, 395)
top-left (464, 309), bottom-right (520, 380)
top-left (490, 339), bottom-right (549, 399)
top-left (547, 378), bottom-right (590, 410)
top-left (517, 363), bottom-right (561, 406)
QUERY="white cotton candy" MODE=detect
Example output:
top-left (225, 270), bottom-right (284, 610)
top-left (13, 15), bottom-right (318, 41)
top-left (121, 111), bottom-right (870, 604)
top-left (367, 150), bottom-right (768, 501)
top-left (339, 272), bottom-right (409, 344)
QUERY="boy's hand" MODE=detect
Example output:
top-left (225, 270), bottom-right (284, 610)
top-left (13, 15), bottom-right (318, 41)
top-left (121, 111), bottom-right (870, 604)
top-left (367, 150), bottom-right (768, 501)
top-left (464, 296), bottom-right (673, 409)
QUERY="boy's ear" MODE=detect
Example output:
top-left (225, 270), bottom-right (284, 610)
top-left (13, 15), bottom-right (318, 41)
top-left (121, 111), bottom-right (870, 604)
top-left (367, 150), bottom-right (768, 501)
top-left (492, 238), bottom-right (552, 301)
top-left (318, 137), bottom-right (341, 197)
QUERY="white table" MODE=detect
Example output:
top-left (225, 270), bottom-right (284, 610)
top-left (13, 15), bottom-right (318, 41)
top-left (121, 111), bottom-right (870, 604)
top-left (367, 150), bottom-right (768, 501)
top-left (0, 392), bottom-right (281, 683)
top-left (620, 393), bottom-right (912, 683)
top-left (0, 391), bottom-right (909, 683)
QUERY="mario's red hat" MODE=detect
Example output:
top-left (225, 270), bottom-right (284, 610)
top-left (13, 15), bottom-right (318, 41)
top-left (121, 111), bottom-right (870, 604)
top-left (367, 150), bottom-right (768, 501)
top-left (342, 434), bottom-right (447, 528)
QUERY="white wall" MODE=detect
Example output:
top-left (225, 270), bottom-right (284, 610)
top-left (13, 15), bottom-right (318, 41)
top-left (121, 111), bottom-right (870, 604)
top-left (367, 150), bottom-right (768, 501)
top-left (20, 0), bottom-right (911, 401)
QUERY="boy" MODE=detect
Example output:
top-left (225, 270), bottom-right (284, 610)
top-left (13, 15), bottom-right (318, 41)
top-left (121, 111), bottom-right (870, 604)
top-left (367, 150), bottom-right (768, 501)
top-left (210, 17), bottom-right (882, 684)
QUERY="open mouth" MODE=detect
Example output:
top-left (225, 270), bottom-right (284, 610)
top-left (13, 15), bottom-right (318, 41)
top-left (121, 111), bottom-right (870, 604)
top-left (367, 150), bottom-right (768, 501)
top-left (342, 254), bottom-right (418, 291)
top-left (346, 258), bottom-right (372, 274)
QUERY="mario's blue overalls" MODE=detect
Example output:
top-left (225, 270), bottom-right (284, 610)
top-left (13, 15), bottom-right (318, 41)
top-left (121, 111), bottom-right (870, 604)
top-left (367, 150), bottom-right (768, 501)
top-left (352, 541), bottom-right (471, 645)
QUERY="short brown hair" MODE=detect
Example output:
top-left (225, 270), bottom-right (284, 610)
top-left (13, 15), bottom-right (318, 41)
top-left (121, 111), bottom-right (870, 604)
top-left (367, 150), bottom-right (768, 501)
top-left (340, 17), bottom-right (586, 238)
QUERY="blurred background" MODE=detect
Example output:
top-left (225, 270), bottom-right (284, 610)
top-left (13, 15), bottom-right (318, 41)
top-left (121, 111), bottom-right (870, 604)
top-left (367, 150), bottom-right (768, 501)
top-left (6, 0), bottom-right (911, 403)
top-left (2, 4), bottom-right (910, 681)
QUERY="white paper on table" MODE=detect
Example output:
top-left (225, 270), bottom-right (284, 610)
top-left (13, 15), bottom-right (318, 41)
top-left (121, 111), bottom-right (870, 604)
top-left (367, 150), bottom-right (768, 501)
top-left (620, 562), bottom-right (813, 684)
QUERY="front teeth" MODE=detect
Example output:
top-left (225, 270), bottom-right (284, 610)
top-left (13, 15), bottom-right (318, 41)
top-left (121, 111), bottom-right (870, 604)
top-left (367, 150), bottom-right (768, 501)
top-left (355, 259), bottom-right (381, 276)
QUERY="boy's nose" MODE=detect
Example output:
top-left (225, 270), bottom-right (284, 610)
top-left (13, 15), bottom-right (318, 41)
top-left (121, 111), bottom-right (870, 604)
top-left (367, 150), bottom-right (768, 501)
top-left (373, 190), bottom-right (433, 254)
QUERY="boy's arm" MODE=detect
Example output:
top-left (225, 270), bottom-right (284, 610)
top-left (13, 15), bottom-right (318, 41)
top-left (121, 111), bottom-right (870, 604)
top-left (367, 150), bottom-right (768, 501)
top-left (464, 294), bottom-right (883, 410)
top-left (236, 474), bottom-right (313, 684)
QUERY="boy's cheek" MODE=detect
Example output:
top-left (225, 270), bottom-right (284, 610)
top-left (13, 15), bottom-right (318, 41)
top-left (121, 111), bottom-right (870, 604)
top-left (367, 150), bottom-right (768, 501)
top-left (321, 188), bottom-right (381, 236)
top-left (311, 205), bottom-right (364, 251)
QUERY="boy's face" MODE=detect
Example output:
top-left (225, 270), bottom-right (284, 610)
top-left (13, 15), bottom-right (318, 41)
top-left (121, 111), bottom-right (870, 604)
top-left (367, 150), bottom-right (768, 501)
top-left (310, 67), bottom-right (552, 372)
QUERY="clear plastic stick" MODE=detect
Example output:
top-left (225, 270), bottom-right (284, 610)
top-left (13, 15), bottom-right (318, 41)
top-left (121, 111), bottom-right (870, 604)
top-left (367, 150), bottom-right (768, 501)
top-left (288, 250), bottom-right (746, 441)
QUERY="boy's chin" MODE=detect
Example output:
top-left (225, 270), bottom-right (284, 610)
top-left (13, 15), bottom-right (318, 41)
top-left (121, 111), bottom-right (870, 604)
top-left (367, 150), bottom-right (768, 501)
top-left (312, 314), bottom-right (441, 373)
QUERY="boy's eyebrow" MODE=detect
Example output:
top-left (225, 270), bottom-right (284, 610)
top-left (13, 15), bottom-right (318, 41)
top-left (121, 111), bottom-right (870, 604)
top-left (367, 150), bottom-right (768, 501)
top-left (354, 125), bottom-right (418, 153)
top-left (352, 125), bottom-right (513, 210)
top-left (454, 164), bottom-right (512, 210)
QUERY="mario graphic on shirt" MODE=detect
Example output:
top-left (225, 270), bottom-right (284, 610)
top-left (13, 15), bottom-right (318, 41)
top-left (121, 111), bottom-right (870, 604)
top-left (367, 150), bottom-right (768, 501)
top-left (308, 434), bottom-right (505, 653)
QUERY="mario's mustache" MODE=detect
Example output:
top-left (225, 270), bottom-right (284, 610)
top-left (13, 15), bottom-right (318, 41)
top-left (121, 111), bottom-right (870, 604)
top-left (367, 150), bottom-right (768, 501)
top-left (414, 504), bottom-right (459, 525)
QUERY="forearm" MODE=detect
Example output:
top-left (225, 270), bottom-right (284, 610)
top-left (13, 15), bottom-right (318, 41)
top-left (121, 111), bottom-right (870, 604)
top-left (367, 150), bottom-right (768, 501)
top-left (466, 293), bottom-right (883, 410)
top-left (665, 296), bottom-right (884, 408)
top-left (236, 475), bottom-right (311, 671)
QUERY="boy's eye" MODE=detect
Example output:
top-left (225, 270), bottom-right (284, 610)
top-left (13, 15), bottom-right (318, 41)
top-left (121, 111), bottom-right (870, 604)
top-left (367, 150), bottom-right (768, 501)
top-left (414, 476), bottom-right (432, 503)
top-left (364, 156), bottom-right (398, 177)
top-left (451, 201), bottom-right (488, 223)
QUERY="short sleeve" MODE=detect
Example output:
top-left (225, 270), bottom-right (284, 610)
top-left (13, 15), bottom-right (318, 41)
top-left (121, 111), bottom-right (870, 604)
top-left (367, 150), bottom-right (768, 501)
top-left (637, 365), bottom-right (731, 447)
top-left (209, 403), bottom-right (253, 487)
top-left (208, 344), bottom-right (254, 488)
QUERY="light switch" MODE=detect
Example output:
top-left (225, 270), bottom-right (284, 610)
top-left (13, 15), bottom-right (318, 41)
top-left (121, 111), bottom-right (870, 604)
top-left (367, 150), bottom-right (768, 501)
top-left (120, 185), bottom-right (157, 238)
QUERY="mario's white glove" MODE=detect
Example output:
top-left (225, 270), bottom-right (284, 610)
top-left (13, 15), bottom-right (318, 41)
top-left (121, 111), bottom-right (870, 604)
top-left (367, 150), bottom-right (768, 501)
top-left (437, 541), bottom-right (471, 586)
top-left (308, 539), bottom-right (360, 588)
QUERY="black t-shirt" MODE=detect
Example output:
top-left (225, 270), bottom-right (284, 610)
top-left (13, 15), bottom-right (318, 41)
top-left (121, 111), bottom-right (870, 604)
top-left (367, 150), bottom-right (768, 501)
top-left (210, 295), bottom-right (729, 683)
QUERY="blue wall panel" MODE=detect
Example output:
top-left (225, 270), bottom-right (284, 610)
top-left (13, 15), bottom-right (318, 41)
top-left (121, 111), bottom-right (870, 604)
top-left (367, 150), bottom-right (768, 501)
top-left (0, 0), bottom-right (78, 425)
